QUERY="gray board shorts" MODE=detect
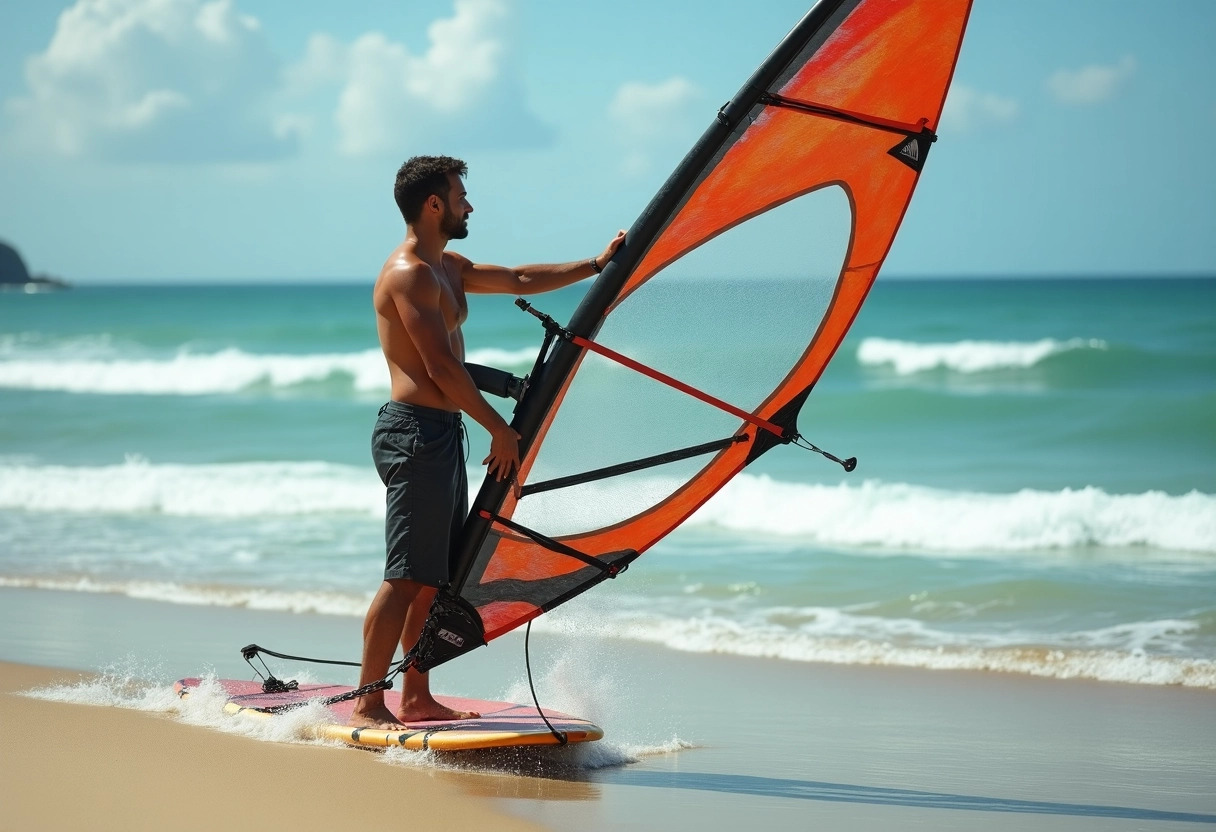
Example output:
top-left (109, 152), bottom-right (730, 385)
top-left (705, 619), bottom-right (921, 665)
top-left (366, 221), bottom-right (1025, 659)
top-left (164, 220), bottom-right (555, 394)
top-left (371, 401), bottom-right (468, 587)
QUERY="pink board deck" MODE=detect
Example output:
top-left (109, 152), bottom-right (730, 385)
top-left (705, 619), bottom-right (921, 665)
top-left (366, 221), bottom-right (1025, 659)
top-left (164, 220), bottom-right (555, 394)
top-left (174, 678), bottom-right (602, 751)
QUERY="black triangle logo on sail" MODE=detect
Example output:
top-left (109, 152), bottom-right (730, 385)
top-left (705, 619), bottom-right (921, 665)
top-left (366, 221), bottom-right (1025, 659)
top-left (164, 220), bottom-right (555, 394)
top-left (889, 134), bottom-right (928, 172)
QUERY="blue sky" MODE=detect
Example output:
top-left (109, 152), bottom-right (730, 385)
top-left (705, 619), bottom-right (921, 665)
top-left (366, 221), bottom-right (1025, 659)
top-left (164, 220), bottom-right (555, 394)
top-left (0, 0), bottom-right (1213, 283)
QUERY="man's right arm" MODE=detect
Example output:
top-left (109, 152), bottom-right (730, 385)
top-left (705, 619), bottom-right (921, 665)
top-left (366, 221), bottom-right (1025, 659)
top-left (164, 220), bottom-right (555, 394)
top-left (391, 264), bottom-right (520, 481)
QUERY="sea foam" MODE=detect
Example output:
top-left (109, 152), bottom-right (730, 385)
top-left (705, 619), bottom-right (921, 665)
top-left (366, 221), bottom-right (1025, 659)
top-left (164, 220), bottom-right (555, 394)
top-left (691, 476), bottom-right (1216, 554)
top-left (0, 458), bottom-right (383, 517)
top-left (9, 578), bottom-right (1212, 689)
top-left (0, 575), bottom-right (372, 616)
top-left (26, 669), bottom-right (350, 747)
top-left (0, 346), bottom-right (538, 395)
top-left (856, 336), bottom-right (1107, 375)
top-left (530, 608), bottom-right (1216, 689)
top-left (24, 660), bottom-right (688, 771)
top-left (3, 460), bottom-right (1213, 554)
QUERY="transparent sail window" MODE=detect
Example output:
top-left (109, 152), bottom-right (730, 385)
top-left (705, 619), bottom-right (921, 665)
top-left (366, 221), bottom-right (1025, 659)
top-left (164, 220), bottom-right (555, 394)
top-left (514, 185), bottom-right (853, 536)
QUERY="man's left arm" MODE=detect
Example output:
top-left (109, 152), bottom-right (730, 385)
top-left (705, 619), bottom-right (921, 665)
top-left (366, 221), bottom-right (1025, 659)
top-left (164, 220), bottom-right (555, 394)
top-left (462, 231), bottom-right (626, 295)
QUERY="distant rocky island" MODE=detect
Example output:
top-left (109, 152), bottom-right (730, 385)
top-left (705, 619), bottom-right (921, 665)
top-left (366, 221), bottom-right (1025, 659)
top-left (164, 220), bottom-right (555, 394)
top-left (0, 240), bottom-right (70, 292)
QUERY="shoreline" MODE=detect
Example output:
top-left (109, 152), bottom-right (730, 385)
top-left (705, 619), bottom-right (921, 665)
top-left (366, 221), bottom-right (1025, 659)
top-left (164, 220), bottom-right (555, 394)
top-left (2, 587), bottom-right (1214, 830)
top-left (1, 581), bottom-right (1212, 691)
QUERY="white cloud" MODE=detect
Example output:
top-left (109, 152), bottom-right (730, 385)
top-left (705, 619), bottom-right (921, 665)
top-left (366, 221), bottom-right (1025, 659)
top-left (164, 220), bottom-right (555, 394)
top-left (610, 77), bottom-right (700, 140)
top-left (5, 0), bottom-right (295, 162)
top-left (1047, 56), bottom-right (1136, 105)
top-left (283, 33), bottom-right (350, 96)
top-left (287, 0), bottom-right (551, 158)
top-left (608, 77), bottom-right (701, 176)
top-left (939, 84), bottom-right (1019, 133)
top-left (4, 0), bottom-right (550, 163)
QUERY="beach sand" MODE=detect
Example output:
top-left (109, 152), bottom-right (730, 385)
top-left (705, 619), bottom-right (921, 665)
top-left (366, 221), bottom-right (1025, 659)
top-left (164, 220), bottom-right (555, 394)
top-left (0, 661), bottom-right (545, 832)
top-left (2, 587), bottom-right (1214, 831)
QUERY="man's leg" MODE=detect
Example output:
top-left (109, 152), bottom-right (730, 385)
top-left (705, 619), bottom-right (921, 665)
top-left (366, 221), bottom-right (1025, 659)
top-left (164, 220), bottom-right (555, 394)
top-left (395, 582), bottom-right (478, 722)
top-left (349, 578), bottom-right (478, 727)
top-left (349, 578), bottom-right (416, 729)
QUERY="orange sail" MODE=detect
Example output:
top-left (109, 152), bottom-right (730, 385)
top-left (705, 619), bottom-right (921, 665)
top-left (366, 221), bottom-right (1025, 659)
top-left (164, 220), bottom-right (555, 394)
top-left (416, 0), bottom-right (973, 671)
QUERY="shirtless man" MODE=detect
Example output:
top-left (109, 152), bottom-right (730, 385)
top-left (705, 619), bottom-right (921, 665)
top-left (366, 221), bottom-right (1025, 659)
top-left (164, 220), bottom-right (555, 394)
top-left (351, 155), bottom-right (625, 728)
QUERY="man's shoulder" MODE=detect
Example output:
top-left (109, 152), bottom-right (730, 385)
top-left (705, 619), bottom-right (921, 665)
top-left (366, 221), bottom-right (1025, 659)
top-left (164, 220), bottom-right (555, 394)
top-left (379, 256), bottom-right (439, 292)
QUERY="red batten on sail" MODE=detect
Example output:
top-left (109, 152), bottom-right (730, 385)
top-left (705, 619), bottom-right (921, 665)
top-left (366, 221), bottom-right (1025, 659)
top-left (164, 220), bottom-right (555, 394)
top-left (419, 0), bottom-right (974, 667)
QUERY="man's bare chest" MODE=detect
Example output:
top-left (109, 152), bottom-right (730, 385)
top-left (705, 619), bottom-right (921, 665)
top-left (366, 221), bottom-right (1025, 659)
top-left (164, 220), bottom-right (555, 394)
top-left (435, 259), bottom-right (468, 328)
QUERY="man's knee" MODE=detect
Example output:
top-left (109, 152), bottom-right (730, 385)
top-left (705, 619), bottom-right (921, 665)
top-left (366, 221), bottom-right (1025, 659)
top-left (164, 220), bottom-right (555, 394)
top-left (383, 578), bottom-right (439, 603)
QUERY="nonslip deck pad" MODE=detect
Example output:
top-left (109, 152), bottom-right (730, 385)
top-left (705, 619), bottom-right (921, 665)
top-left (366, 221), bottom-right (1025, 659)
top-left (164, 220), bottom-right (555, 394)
top-left (174, 678), bottom-right (602, 751)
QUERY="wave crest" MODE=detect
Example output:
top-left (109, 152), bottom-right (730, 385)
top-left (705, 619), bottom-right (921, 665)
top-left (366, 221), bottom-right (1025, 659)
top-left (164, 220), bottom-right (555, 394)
top-left (0, 458), bottom-right (383, 517)
top-left (536, 610), bottom-right (1216, 688)
top-left (857, 336), bottom-right (1107, 375)
top-left (3, 460), bottom-right (1212, 554)
top-left (692, 476), bottom-right (1216, 554)
top-left (0, 346), bottom-right (537, 396)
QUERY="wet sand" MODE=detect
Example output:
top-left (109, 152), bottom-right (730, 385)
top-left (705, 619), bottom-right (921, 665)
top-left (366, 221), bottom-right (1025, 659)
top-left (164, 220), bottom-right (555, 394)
top-left (2, 586), bottom-right (1214, 831)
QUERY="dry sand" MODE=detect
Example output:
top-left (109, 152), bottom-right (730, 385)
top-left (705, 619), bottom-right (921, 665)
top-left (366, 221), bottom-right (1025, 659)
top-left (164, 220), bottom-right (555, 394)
top-left (0, 662), bottom-right (544, 832)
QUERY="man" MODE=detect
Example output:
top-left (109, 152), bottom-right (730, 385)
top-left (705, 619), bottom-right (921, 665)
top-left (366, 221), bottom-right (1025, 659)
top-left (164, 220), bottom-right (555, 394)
top-left (351, 156), bottom-right (625, 728)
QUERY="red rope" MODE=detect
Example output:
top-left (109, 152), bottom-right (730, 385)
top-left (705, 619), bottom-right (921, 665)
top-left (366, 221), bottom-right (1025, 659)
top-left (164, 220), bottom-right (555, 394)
top-left (570, 335), bottom-right (785, 438)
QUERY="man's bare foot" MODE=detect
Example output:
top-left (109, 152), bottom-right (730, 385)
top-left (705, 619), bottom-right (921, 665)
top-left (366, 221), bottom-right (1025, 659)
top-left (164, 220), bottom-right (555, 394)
top-left (348, 703), bottom-right (406, 731)
top-left (397, 697), bottom-right (480, 723)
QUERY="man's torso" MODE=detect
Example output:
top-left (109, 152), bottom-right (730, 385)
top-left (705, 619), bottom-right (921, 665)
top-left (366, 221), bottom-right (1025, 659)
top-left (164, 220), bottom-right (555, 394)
top-left (374, 247), bottom-right (467, 410)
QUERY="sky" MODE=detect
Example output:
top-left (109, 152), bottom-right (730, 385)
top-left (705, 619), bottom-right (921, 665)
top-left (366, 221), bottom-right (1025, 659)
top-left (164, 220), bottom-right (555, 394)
top-left (0, 0), bottom-right (1213, 283)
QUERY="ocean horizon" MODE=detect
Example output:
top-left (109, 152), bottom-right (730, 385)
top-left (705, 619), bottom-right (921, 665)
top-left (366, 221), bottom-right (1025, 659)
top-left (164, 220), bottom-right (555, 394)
top-left (49, 273), bottom-right (1216, 287)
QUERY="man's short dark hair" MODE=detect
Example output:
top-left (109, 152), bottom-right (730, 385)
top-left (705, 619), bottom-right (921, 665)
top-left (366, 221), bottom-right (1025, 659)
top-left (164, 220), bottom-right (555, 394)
top-left (394, 156), bottom-right (468, 224)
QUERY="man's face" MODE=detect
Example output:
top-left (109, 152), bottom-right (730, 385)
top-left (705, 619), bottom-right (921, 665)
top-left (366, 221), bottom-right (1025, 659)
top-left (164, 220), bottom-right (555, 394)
top-left (440, 173), bottom-right (472, 240)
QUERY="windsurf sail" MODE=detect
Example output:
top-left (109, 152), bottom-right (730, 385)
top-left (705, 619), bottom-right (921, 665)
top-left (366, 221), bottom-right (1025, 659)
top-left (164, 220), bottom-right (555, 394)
top-left (413, 0), bottom-right (973, 672)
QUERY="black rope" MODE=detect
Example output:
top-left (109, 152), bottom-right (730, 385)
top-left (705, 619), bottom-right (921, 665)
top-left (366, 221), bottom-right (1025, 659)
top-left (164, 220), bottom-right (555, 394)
top-left (525, 620), bottom-right (567, 745)
top-left (790, 434), bottom-right (857, 472)
top-left (242, 591), bottom-right (482, 711)
top-left (240, 642), bottom-right (408, 710)
top-left (241, 646), bottom-right (300, 693)
top-left (308, 664), bottom-right (407, 710)
top-left (241, 644), bottom-right (360, 668)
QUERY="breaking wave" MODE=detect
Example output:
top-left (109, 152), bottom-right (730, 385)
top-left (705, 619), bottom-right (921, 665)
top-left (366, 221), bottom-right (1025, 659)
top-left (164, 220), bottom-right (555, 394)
top-left (0, 345), bottom-right (537, 396)
top-left (0, 458), bottom-right (383, 517)
top-left (3, 460), bottom-right (1213, 554)
top-left (856, 336), bottom-right (1108, 375)
top-left (691, 476), bottom-right (1216, 554)
top-left (534, 608), bottom-right (1216, 689)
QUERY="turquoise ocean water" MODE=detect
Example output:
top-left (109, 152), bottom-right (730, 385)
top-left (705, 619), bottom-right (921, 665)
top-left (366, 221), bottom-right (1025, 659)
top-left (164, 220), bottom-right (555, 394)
top-left (1, 277), bottom-right (1214, 688)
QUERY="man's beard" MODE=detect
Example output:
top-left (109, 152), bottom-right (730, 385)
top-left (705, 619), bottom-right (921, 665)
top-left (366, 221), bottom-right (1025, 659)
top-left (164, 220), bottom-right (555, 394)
top-left (441, 206), bottom-right (469, 240)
